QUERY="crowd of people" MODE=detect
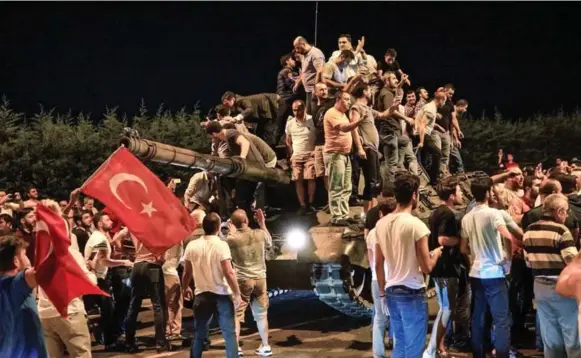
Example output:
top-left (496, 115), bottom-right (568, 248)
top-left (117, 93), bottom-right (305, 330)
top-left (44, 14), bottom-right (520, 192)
top-left (2, 32), bottom-right (581, 358)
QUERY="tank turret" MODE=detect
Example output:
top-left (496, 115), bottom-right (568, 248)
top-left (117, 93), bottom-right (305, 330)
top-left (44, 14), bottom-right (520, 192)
top-left (120, 132), bottom-right (290, 185)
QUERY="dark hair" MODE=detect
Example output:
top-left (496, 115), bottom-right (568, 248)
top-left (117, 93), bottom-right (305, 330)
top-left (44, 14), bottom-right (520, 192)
top-left (415, 87), bottom-right (426, 97)
top-left (17, 207), bottom-right (34, 229)
top-left (384, 48), bottom-right (397, 57)
top-left (378, 198), bottom-right (397, 216)
top-left (0, 214), bottom-right (13, 227)
top-left (202, 212), bottom-right (221, 235)
top-left (216, 105), bottom-right (231, 118)
top-left (335, 90), bottom-right (348, 102)
top-left (74, 209), bottom-right (92, 224)
top-left (523, 175), bottom-right (535, 190)
top-left (339, 49), bottom-right (355, 62)
top-left (221, 91), bottom-right (236, 102)
top-left (522, 166), bottom-right (535, 177)
top-left (352, 86), bottom-right (368, 99)
top-left (436, 177), bottom-right (459, 201)
top-left (280, 53), bottom-right (293, 67)
top-left (92, 212), bottom-right (107, 228)
top-left (292, 99), bottom-right (306, 108)
top-left (0, 235), bottom-right (28, 272)
top-left (470, 177), bottom-right (493, 202)
top-left (540, 179), bottom-right (560, 196)
top-left (27, 187), bottom-right (36, 193)
top-left (394, 173), bottom-right (420, 205)
top-left (338, 34), bottom-right (352, 42)
top-left (205, 121), bottom-right (223, 134)
top-left (456, 99), bottom-right (468, 107)
top-left (406, 89), bottom-right (416, 96)
top-left (444, 83), bottom-right (455, 90)
top-left (558, 174), bottom-right (577, 195)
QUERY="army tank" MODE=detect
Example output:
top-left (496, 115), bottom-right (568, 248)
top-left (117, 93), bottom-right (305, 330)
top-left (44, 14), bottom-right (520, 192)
top-left (120, 130), bottom-right (488, 320)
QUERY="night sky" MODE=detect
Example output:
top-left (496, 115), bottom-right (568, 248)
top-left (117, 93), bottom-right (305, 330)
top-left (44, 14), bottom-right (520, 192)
top-left (1, 2), bottom-right (579, 121)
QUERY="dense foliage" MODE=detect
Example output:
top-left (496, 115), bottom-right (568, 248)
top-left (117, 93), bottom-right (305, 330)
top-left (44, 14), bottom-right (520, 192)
top-left (0, 98), bottom-right (579, 199)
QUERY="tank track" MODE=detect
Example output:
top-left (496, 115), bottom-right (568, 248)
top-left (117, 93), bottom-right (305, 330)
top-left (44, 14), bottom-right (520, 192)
top-left (311, 263), bottom-right (372, 319)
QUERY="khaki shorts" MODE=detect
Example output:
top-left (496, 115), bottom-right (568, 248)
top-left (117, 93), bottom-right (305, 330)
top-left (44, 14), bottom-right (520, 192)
top-left (291, 152), bottom-right (316, 181)
top-left (235, 278), bottom-right (269, 323)
top-left (313, 145), bottom-right (326, 177)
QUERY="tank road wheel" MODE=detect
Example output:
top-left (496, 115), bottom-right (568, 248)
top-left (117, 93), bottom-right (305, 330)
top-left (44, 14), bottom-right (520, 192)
top-left (311, 262), bottom-right (373, 320)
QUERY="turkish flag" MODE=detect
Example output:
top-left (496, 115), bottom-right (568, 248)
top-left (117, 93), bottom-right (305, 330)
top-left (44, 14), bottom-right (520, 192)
top-left (81, 147), bottom-right (197, 256)
top-left (34, 204), bottom-right (109, 317)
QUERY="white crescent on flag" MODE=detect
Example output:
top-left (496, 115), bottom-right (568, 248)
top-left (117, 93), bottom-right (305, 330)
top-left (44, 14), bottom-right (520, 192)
top-left (109, 173), bottom-right (149, 209)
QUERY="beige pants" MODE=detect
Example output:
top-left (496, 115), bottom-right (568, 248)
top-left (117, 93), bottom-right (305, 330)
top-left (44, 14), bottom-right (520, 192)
top-left (164, 274), bottom-right (183, 336)
top-left (41, 312), bottom-right (91, 358)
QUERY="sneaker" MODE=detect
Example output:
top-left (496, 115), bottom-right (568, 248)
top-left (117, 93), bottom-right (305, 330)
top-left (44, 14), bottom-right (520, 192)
top-left (297, 206), bottom-right (307, 216)
top-left (255, 345), bottom-right (273, 356)
top-left (306, 204), bottom-right (316, 213)
top-left (238, 347), bottom-right (244, 357)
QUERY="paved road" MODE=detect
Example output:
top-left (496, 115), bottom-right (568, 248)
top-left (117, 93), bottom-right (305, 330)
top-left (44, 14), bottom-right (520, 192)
top-left (93, 290), bottom-right (541, 358)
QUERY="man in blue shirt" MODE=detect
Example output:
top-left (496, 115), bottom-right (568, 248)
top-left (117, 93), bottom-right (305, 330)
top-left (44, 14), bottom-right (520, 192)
top-left (0, 235), bottom-right (47, 357)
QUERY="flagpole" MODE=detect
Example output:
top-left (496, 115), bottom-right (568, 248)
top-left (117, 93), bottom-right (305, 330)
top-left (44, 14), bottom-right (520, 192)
top-left (314, 2), bottom-right (319, 46)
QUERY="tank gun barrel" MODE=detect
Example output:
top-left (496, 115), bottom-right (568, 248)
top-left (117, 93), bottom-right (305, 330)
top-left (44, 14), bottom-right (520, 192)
top-left (120, 135), bottom-right (290, 184)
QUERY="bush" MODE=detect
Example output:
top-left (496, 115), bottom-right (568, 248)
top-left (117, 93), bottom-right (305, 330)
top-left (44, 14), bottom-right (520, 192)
top-left (0, 98), bottom-right (579, 199)
top-left (0, 98), bottom-right (210, 200)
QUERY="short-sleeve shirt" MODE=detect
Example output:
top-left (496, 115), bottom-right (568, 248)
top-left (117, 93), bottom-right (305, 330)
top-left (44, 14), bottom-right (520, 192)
top-left (351, 103), bottom-right (380, 151)
top-left (323, 107), bottom-right (352, 154)
top-left (375, 212), bottom-right (431, 289)
top-left (226, 227), bottom-right (273, 281)
top-left (0, 271), bottom-right (47, 358)
top-left (184, 235), bottom-right (232, 296)
top-left (84, 231), bottom-right (112, 280)
top-left (461, 204), bottom-right (508, 279)
top-left (436, 100), bottom-right (454, 132)
top-left (285, 115), bottom-right (316, 156)
top-left (418, 101), bottom-right (438, 136)
top-left (429, 205), bottom-right (463, 278)
top-left (301, 46), bottom-right (326, 93)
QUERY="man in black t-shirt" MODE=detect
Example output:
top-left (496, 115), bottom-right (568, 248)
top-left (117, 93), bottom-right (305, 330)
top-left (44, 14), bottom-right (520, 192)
top-left (364, 182), bottom-right (396, 237)
top-left (434, 85), bottom-right (456, 176)
top-left (424, 177), bottom-right (469, 357)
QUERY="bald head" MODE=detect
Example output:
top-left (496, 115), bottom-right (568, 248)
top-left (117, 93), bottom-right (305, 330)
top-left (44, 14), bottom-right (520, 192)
top-left (230, 209), bottom-right (249, 229)
top-left (293, 36), bottom-right (310, 54)
top-left (543, 193), bottom-right (569, 223)
top-left (190, 209), bottom-right (206, 225)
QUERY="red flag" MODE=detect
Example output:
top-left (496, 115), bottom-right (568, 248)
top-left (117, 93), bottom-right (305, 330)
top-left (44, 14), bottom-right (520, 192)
top-left (81, 147), bottom-right (196, 256)
top-left (35, 204), bottom-right (109, 317)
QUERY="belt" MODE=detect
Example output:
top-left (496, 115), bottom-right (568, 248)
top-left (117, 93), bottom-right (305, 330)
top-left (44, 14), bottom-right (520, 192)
top-left (387, 285), bottom-right (426, 294)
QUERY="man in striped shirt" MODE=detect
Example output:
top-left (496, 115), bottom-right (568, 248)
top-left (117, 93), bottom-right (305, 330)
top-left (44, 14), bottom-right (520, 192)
top-left (523, 193), bottom-right (580, 358)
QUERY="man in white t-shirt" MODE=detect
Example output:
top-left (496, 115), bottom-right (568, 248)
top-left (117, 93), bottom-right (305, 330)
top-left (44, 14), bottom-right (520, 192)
top-left (182, 213), bottom-right (242, 358)
top-left (375, 173), bottom-right (443, 357)
top-left (460, 177), bottom-right (516, 358)
top-left (83, 213), bottom-right (132, 349)
top-left (366, 201), bottom-right (395, 358)
top-left (285, 99), bottom-right (317, 215)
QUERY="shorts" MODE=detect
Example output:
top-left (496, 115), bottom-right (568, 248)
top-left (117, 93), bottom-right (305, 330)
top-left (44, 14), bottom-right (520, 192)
top-left (314, 145), bottom-right (326, 177)
top-left (235, 278), bottom-right (269, 323)
top-left (291, 152), bottom-right (316, 181)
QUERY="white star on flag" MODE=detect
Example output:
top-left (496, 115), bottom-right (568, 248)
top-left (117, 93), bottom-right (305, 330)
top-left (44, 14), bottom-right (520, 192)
top-left (140, 202), bottom-right (158, 217)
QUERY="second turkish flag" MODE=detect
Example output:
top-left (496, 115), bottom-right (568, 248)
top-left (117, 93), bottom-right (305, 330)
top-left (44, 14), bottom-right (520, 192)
top-left (81, 147), bottom-right (196, 256)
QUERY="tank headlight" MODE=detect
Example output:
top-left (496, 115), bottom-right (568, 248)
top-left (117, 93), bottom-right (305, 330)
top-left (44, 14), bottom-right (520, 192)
top-left (286, 228), bottom-right (307, 250)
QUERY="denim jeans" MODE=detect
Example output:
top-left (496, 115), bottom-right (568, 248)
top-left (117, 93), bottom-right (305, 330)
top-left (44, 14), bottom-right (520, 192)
top-left (125, 262), bottom-right (167, 347)
top-left (371, 280), bottom-right (392, 358)
top-left (397, 135), bottom-right (418, 176)
top-left (449, 145), bottom-right (465, 173)
top-left (534, 279), bottom-right (581, 358)
top-left (424, 278), bottom-right (459, 357)
top-left (191, 292), bottom-right (238, 358)
top-left (386, 285), bottom-right (428, 358)
top-left (323, 152), bottom-right (352, 222)
top-left (471, 278), bottom-right (511, 358)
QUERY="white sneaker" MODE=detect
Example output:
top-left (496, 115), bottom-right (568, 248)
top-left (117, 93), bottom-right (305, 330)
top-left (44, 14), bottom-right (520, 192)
top-left (255, 345), bottom-right (273, 357)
